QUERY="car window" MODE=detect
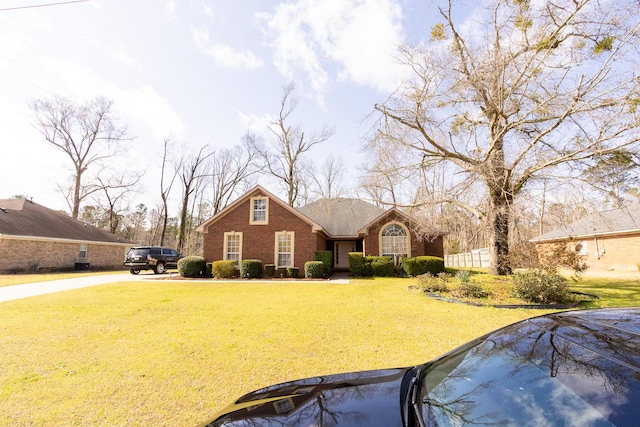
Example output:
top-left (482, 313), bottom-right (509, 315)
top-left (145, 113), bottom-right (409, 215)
top-left (128, 249), bottom-right (148, 257)
top-left (421, 325), bottom-right (640, 426)
top-left (149, 248), bottom-right (161, 255)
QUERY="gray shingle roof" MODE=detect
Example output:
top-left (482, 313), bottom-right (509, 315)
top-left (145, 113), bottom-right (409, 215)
top-left (0, 198), bottom-right (133, 244)
top-left (297, 198), bottom-right (387, 237)
top-left (531, 207), bottom-right (640, 242)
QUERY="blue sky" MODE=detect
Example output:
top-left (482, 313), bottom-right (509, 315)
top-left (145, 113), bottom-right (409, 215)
top-left (0, 0), bottom-right (440, 212)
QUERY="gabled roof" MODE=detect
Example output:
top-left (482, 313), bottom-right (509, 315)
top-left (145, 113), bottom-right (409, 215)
top-left (0, 198), bottom-right (132, 244)
top-left (296, 198), bottom-right (387, 237)
top-left (195, 185), bottom-right (324, 233)
top-left (531, 207), bottom-right (640, 242)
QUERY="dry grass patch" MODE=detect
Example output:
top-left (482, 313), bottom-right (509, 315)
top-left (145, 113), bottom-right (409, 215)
top-left (0, 278), bottom-right (551, 426)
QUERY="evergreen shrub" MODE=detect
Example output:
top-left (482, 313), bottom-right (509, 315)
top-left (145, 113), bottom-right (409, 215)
top-left (264, 264), bottom-right (276, 277)
top-left (348, 252), bottom-right (372, 277)
top-left (368, 256), bottom-right (394, 277)
top-left (315, 251), bottom-right (333, 275)
top-left (178, 256), bottom-right (206, 278)
top-left (402, 256), bottom-right (445, 276)
top-left (305, 261), bottom-right (325, 278)
top-left (240, 259), bottom-right (262, 279)
top-left (212, 260), bottom-right (235, 279)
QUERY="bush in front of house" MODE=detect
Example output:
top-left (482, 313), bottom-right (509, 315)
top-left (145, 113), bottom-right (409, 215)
top-left (264, 264), bottom-right (276, 277)
top-left (369, 256), bottom-right (394, 277)
top-left (212, 260), bottom-right (236, 279)
top-left (178, 256), bottom-right (206, 277)
top-left (315, 251), bottom-right (333, 275)
top-left (240, 259), bottom-right (262, 278)
top-left (287, 267), bottom-right (299, 278)
top-left (453, 280), bottom-right (489, 299)
top-left (348, 252), bottom-right (372, 277)
top-left (511, 269), bottom-right (570, 304)
top-left (305, 261), bottom-right (325, 278)
top-left (402, 256), bottom-right (445, 276)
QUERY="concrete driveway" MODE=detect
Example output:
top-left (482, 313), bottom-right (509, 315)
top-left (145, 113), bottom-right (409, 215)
top-left (0, 272), bottom-right (164, 303)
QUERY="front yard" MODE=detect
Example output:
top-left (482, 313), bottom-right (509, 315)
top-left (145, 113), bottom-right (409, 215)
top-left (0, 274), bottom-right (637, 425)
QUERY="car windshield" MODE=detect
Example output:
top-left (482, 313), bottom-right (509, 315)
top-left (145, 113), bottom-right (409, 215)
top-left (419, 320), bottom-right (640, 426)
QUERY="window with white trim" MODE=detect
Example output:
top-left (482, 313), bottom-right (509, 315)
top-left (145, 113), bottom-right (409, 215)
top-left (275, 231), bottom-right (294, 268)
top-left (224, 232), bottom-right (243, 266)
top-left (250, 197), bottom-right (268, 224)
top-left (380, 223), bottom-right (409, 264)
top-left (79, 244), bottom-right (88, 260)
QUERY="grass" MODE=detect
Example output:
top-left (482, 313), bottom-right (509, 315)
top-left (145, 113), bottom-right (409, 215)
top-left (0, 277), bottom-right (554, 426)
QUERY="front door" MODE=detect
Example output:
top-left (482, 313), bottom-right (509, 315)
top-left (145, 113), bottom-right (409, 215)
top-left (334, 241), bottom-right (356, 270)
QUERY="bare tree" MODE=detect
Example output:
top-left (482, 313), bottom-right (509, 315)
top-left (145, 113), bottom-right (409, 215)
top-left (159, 138), bottom-right (179, 246)
top-left (309, 155), bottom-right (348, 200)
top-left (252, 83), bottom-right (334, 206)
top-left (93, 169), bottom-right (144, 234)
top-left (210, 136), bottom-right (260, 214)
top-left (175, 145), bottom-right (214, 253)
top-left (30, 95), bottom-right (132, 218)
top-left (371, 0), bottom-right (640, 274)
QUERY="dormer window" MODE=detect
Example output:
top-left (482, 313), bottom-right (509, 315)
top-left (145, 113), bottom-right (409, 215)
top-left (250, 196), bottom-right (268, 225)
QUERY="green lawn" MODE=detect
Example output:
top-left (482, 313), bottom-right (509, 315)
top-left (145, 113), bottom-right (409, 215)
top-left (0, 278), bottom-right (555, 426)
top-left (0, 271), bottom-right (127, 288)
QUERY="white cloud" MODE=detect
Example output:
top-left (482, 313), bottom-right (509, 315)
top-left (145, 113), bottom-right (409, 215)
top-left (259, 0), bottom-right (407, 103)
top-left (192, 27), bottom-right (263, 71)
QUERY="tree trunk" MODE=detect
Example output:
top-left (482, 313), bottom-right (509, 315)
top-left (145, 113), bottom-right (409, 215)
top-left (487, 196), bottom-right (511, 276)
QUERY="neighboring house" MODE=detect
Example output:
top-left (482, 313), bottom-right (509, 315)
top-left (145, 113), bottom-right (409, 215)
top-left (0, 198), bottom-right (134, 273)
top-left (530, 207), bottom-right (640, 272)
top-left (196, 186), bottom-right (444, 272)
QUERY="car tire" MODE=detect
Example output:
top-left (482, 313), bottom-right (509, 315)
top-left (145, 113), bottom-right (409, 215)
top-left (154, 263), bottom-right (166, 274)
top-left (130, 268), bottom-right (140, 275)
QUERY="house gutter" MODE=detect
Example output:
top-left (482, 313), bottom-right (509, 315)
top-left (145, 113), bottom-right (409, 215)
top-left (530, 228), bottom-right (640, 243)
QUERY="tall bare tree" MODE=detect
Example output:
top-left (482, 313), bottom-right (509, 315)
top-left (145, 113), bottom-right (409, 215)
top-left (93, 169), bottom-right (144, 234)
top-left (175, 145), bottom-right (214, 253)
top-left (210, 136), bottom-right (260, 214)
top-left (252, 83), bottom-right (334, 206)
top-left (371, 0), bottom-right (640, 274)
top-left (159, 137), bottom-right (179, 246)
top-left (30, 95), bottom-right (131, 218)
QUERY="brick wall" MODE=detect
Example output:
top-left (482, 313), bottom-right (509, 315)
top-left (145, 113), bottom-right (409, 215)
top-left (201, 194), bottom-right (318, 268)
top-left (363, 212), bottom-right (444, 257)
top-left (536, 233), bottom-right (640, 272)
top-left (0, 238), bottom-right (130, 273)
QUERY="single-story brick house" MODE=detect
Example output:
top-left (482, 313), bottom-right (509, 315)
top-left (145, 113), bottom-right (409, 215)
top-left (530, 207), bottom-right (640, 272)
top-left (0, 198), bottom-right (134, 273)
top-left (196, 186), bottom-right (444, 272)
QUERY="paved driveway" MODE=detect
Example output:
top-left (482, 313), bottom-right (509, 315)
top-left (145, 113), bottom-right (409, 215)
top-left (0, 273), bottom-right (158, 303)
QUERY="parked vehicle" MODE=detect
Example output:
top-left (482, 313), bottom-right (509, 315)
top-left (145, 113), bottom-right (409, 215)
top-left (201, 308), bottom-right (640, 426)
top-left (123, 246), bottom-right (182, 274)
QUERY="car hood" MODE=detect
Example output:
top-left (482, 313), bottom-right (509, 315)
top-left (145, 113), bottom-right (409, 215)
top-left (201, 367), bottom-right (412, 427)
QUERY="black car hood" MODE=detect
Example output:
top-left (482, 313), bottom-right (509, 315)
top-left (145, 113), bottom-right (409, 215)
top-left (202, 367), bottom-right (413, 427)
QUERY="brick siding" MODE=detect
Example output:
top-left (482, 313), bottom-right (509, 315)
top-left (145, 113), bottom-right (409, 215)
top-left (201, 193), bottom-right (318, 268)
top-left (536, 233), bottom-right (640, 272)
top-left (0, 238), bottom-right (130, 273)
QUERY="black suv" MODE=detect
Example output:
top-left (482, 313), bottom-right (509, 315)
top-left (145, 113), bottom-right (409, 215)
top-left (123, 246), bottom-right (183, 274)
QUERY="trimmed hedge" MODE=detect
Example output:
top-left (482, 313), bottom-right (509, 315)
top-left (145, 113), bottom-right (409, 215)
top-left (401, 256), bottom-right (445, 276)
top-left (369, 256), bottom-right (394, 277)
top-left (264, 264), bottom-right (276, 277)
top-left (240, 259), bottom-right (262, 278)
top-left (212, 260), bottom-right (235, 279)
top-left (287, 267), bottom-right (299, 278)
top-left (315, 251), bottom-right (333, 275)
top-left (348, 252), bottom-right (372, 277)
top-left (178, 256), bottom-right (206, 277)
top-left (305, 261), bottom-right (325, 278)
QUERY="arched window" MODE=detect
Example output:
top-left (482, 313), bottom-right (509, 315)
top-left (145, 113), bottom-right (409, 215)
top-left (380, 223), bottom-right (410, 264)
